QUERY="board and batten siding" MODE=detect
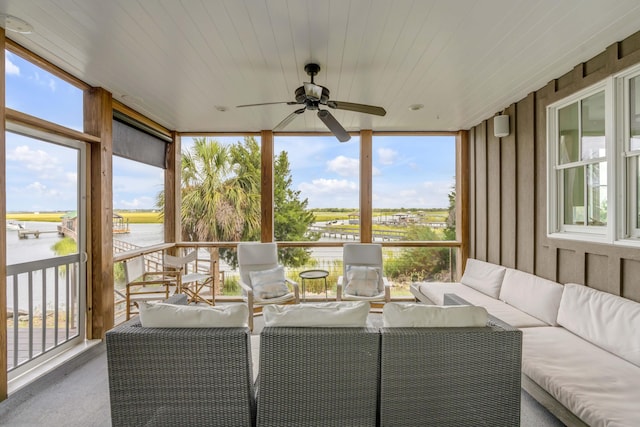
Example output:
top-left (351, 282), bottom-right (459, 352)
top-left (467, 30), bottom-right (640, 303)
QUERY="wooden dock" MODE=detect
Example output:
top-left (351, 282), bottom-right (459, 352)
top-left (18, 229), bottom-right (60, 239)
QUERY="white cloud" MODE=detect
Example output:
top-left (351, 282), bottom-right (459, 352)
top-left (372, 180), bottom-right (454, 209)
top-left (27, 181), bottom-right (47, 192)
top-left (299, 178), bottom-right (357, 195)
top-left (49, 78), bottom-right (57, 92)
top-left (5, 56), bottom-right (20, 76)
top-left (7, 145), bottom-right (61, 173)
top-left (66, 172), bottom-right (78, 183)
top-left (116, 196), bottom-right (156, 209)
top-left (299, 178), bottom-right (359, 209)
top-left (26, 181), bottom-right (62, 198)
top-left (377, 148), bottom-right (397, 165)
top-left (327, 155), bottom-right (359, 177)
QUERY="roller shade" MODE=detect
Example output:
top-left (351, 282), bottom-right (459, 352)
top-left (112, 112), bottom-right (171, 169)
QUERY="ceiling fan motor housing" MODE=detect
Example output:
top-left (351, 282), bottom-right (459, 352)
top-left (295, 85), bottom-right (330, 107)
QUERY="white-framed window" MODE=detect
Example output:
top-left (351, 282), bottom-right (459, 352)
top-left (620, 68), bottom-right (640, 240)
top-left (547, 80), bottom-right (613, 242)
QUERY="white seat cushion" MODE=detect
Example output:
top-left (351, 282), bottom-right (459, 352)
top-left (138, 302), bottom-right (248, 327)
top-left (558, 283), bottom-right (640, 367)
top-left (383, 302), bottom-right (488, 327)
top-left (411, 282), bottom-right (547, 328)
top-left (522, 326), bottom-right (640, 427)
top-left (499, 268), bottom-right (564, 326)
top-left (263, 301), bottom-right (370, 327)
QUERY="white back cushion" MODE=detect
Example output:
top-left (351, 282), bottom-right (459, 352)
top-left (557, 283), bottom-right (640, 367)
top-left (139, 302), bottom-right (248, 328)
top-left (499, 269), bottom-right (564, 325)
top-left (383, 302), bottom-right (488, 327)
top-left (345, 265), bottom-right (380, 297)
top-left (460, 259), bottom-right (506, 298)
top-left (263, 301), bottom-right (370, 327)
top-left (249, 266), bottom-right (289, 299)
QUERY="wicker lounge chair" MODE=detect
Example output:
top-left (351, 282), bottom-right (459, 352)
top-left (256, 326), bottom-right (380, 427)
top-left (379, 316), bottom-right (522, 427)
top-left (106, 294), bottom-right (256, 427)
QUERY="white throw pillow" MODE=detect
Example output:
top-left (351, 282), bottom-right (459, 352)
top-left (138, 302), bottom-right (248, 328)
top-left (249, 266), bottom-right (289, 299)
top-left (344, 265), bottom-right (380, 297)
top-left (460, 259), bottom-right (506, 298)
top-left (383, 302), bottom-right (489, 327)
top-left (263, 301), bottom-right (371, 327)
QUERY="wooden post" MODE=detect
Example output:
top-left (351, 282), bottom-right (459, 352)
top-left (261, 130), bottom-right (274, 242)
top-left (164, 131), bottom-right (181, 246)
top-left (457, 130), bottom-right (470, 280)
top-left (360, 130), bottom-right (373, 243)
top-left (0, 28), bottom-right (8, 402)
top-left (84, 87), bottom-right (114, 339)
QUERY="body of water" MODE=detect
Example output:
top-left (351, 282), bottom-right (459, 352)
top-left (6, 221), bottom-right (403, 309)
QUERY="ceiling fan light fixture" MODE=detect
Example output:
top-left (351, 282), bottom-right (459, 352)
top-left (304, 82), bottom-right (323, 101)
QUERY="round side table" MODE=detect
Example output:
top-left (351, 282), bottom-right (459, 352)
top-left (299, 269), bottom-right (330, 301)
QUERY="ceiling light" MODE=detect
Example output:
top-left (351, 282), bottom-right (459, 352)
top-left (408, 104), bottom-right (424, 111)
top-left (215, 105), bottom-right (228, 112)
top-left (1, 14), bottom-right (33, 34)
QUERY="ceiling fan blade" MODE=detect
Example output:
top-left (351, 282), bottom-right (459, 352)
top-left (327, 100), bottom-right (386, 116)
top-left (236, 101), bottom-right (298, 108)
top-left (274, 108), bottom-right (306, 131)
top-left (317, 110), bottom-right (351, 142)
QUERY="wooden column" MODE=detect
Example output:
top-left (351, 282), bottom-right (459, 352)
top-left (261, 130), bottom-right (274, 242)
top-left (0, 28), bottom-right (8, 402)
top-left (164, 131), bottom-right (181, 246)
top-left (457, 130), bottom-right (470, 279)
top-left (84, 87), bottom-right (114, 339)
top-left (360, 130), bottom-right (373, 243)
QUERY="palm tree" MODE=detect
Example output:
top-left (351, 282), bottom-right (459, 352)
top-left (180, 137), bottom-right (261, 242)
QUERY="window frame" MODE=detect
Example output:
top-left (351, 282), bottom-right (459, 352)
top-left (617, 64), bottom-right (640, 241)
top-left (547, 79), bottom-right (615, 243)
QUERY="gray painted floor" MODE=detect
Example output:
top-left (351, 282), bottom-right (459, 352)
top-left (0, 314), bottom-right (565, 426)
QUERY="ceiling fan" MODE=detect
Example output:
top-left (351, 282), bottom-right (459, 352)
top-left (237, 63), bottom-right (386, 142)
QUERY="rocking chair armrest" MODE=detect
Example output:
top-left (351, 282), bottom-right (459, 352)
top-left (336, 276), bottom-right (344, 301)
top-left (239, 280), bottom-right (253, 296)
top-left (383, 278), bottom-right (391, 302)
top-left (286, 278), bottom-right (300, 302)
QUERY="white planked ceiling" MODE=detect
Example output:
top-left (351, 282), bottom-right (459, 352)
top-left (3, 0), bottom-right (640, 133)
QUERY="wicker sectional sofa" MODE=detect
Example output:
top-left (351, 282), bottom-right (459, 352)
top-left (411, 259), bottom-right (640, 427)
top-left (106, 294), bottom-right (256, 427)
top-left (106, 294), bottom-right (522, 426)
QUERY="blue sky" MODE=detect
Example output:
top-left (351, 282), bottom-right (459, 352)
top-left (5, 52), bottom-right (455, 213)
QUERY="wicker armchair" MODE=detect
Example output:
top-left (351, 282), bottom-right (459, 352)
top-left (256, 326), bottom-right (380, 427)
top-left (105, 294), bottom-right (256, 427)
top-left (379, 318), bottom-right (522, 427)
